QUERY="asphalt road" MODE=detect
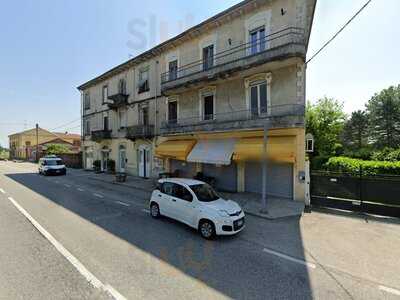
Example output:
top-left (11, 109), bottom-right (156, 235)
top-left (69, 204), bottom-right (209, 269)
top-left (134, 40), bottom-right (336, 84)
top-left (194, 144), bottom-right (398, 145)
top-left (0, 161), bottom-right (399, 299)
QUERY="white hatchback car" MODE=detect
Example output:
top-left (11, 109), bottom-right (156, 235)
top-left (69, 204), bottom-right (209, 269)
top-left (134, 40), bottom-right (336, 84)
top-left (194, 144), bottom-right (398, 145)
top-left (149, 178), bottom-right (245, 239)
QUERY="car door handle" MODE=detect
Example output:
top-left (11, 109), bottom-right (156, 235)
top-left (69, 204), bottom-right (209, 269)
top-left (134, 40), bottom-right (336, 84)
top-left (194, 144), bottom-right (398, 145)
top-left (172, 199), bottom-right (177, 202)
top-left (158, 194), bottom-right (162, 197)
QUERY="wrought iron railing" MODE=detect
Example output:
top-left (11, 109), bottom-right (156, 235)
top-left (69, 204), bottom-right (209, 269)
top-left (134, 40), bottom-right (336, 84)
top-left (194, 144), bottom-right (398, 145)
top-left (126, 124), bottom-right (155, 139)
top-left (91, 129), bottom-right (112, 140)
top-left (161, 103), bottom-right (304, 130)
top-left (161, 27), bottom-right (305, 84)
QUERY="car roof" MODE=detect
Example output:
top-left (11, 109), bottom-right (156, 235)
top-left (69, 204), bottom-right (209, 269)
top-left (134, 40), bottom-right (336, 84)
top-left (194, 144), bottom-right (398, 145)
top-left (40, 157), bottom-right (62, 161)
top-left (158, 178), bottom-right (205, 186)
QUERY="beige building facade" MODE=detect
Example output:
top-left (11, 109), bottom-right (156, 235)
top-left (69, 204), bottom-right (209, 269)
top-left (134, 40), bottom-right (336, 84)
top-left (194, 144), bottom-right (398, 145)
top-left (78, 0), bottom-right (316, 202)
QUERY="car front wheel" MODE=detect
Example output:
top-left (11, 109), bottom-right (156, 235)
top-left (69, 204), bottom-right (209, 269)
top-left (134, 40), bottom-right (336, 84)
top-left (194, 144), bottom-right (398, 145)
top-left (150, 202), bottom-right (161, 218)
top-left (199, 220), bottom-right (216, 239)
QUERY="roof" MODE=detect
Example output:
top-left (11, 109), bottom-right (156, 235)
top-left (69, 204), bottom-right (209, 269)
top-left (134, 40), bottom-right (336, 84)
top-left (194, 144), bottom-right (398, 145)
top-left (77, 0), bottom-right (257, 91)
top-left (158, 178), bottom-right (205, 186)
top-left (53, 133), bottom-right (81, 140)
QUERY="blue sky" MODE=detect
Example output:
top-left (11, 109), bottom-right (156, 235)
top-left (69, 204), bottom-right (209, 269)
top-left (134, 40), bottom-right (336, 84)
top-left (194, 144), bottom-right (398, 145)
top-left (0, 0), bottom-right (399, 147)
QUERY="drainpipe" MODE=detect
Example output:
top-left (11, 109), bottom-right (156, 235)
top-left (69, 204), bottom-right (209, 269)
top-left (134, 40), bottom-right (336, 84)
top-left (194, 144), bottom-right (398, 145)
top-left (154, 60), bottom-right (159, 136)
top-left (261, 121), bottom-right (269, 214)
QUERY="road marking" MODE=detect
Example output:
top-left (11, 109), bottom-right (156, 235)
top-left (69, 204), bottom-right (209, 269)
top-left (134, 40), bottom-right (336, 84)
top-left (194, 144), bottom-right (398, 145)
top-left (77, 188), bottom-right (85, 192)
top-left (379, 285), bottom-right (400, 296)
top-left (6, 196), bottom-right (126, 300)
top-left (93, 193), bottom-right (104, 198)
top-left (142, 209), bottom-right (150, 213)
top-left (64, 184), bottom-right (71, 188)
top-left (263, 248), bottom-right (316, 269)
top-left (55, 181), bottom-right (60, 184)
top-left (115, 201), bottom-right (130, 207)
top-left (0, 188), bottom-right (5, 194)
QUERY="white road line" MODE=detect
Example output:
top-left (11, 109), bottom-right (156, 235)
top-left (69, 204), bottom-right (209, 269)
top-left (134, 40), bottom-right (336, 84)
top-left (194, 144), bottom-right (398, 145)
top-left (93, 193), bottom-right (104, 198)
top-left (115, 201), bottom-right (130, 207)
top-left (77, 188), bottom-right (85, 192)
top-left (379, 285), bottom-right (400, 296)
top-left (6, 196), bottom-right (126, 300)
top-left (55, 181), bottom-right (60, 184)
top-left (0, 188), bottom-right (5, 194)
top-left (142, 209), bottom-right (150, 213)
top-left (64, 184), bottom-right (71, 188)
top-left (263, 248), bottom-right (316, 269)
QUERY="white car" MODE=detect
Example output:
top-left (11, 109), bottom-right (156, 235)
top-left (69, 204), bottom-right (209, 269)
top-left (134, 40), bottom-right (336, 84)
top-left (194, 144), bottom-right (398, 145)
top-left (149, 178), bottom-right (245, 239)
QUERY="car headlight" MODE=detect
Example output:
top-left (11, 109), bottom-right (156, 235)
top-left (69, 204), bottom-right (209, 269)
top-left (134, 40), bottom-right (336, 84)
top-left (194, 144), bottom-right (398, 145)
top-left (43, 166), bottom-right (49, 170)
top-left (218, 210), bottom-right (230, 217)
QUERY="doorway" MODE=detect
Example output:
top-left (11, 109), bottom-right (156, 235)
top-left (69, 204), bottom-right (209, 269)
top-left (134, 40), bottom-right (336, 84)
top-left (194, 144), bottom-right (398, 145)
top-left (119, 145), bottom-right (126, 173)
top-left (138, 145), bottom-right (151, 178)
top-left (101, 149), bottom-right (109, 172)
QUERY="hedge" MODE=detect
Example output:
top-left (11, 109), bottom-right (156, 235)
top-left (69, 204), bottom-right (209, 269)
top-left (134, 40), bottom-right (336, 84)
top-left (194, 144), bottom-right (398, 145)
top-left (325, 157), bottom-right (400, 175)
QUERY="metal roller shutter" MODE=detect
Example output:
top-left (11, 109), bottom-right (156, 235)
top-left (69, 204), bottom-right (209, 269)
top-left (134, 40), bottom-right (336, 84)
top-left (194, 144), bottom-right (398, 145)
top-left (245, 161), bottom-right (293, 199)
top-left (203, 163), bottom-right (237, 192)
top-left (171, 160), bottom-right (197, 178)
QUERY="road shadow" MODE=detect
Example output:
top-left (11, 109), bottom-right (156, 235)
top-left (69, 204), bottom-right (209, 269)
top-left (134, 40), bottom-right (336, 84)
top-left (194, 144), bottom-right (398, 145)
top-left (5, 172), bottom-right (313, 299)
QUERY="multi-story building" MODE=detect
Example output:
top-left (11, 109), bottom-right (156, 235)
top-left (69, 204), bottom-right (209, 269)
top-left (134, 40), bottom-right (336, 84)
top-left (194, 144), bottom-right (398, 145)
top-left (78, 0), bottom-right (316, 202)
top-left (9, 128), bottom-right (81, 160)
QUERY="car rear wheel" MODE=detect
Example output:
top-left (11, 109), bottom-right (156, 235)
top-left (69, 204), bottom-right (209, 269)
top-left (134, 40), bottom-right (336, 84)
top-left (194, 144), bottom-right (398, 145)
top-left (150, 202), bottom-right (160, 218)
top-left (199, 220), bottom-right (216, 239)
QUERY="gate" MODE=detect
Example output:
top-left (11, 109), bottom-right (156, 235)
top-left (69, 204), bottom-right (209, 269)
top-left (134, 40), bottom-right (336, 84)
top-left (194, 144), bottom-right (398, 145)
top-left (310, 170), bottom-right (400, 218)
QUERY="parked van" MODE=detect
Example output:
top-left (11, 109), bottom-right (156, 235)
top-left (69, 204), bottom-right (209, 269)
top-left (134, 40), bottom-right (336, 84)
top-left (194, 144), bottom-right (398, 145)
top-left (38, 156), bottom-right (67, 176)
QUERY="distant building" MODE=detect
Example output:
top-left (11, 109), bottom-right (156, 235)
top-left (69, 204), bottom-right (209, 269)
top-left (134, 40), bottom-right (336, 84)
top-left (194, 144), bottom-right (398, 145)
top-left (8, 128), bottom-right (81, 160)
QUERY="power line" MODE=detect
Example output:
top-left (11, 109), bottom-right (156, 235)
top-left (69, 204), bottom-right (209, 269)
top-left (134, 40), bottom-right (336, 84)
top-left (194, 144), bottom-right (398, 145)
top-left (50, 118), bottom-right (81, 131)
top-left (306, 0), bottom-right (373, 65)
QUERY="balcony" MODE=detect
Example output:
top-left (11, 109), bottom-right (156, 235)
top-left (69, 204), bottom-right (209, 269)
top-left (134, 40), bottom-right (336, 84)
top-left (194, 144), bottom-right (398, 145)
top-left (160, 103), bottom-right (305, 135)
top-left (106, 92), bottom-right (129, 109)
top-left (126, 125), bottom-right (155, 140)
top-left (160, 27), bottom-right (305, 94)
top-left (91, 129), bottom-right (112, 142)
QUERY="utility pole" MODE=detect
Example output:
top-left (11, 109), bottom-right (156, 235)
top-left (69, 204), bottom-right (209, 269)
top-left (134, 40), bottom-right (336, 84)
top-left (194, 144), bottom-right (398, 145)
top-left (35, 123), bottom-right (39, 162)
top-left (260, 121), bottom-right (269, 214)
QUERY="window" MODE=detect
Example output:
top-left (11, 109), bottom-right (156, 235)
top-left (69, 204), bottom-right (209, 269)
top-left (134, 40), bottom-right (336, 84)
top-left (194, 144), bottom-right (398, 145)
top-left (250, 27), bottom-right (266, 55)
top-left (203, 95), bottom-right (214, 120)
top-left (138, 68), bottom-right (149, 93)
top-left (118, 79), bottom-right (126, 94)
top-left (119, 109), bottom-right (127, 128)
top-left (84, 92), bottom-right (90, 110)
top-left (103, 115), bottom-right (109, 131)
top-left (85, 120), bottom-right (91, 136)
top-left (161, 183), bottom-right (193, 202)
top-left (306, 138), bottom-right (314, 153)
top-left (190, 184), bottom-right (219, 202)
top-left (102, 85), bottom-right (108, 103)
top-left (167, 100), bottom-right (178, 124)
top-left (250, 82), bottom-right (267, 115)
top-left (203, 45), bottom-right (214, 70)
top-left (141, 107), bottom-right (149, 126)
top-left (168, 60), bottom-right (178, 81)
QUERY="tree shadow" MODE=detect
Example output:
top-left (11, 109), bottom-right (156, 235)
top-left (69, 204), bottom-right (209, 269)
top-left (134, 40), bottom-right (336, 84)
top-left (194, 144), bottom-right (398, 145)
top-left (5, 172), bottom-right (313, 299)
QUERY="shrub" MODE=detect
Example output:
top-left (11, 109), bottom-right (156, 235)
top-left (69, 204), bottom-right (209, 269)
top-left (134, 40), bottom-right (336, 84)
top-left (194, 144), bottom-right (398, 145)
top-left (325, 157), bottom-right (400, 175)
top-left (93, 160), bottom-right (101, 170)
top-left (107, 159), bottom-right (115, 172)
top-left (343, 147), bottom-right (374, 160)
top-left (371, 147), bottom-right (400, 162)
top-left (310, 155), bottom-right (330, 170)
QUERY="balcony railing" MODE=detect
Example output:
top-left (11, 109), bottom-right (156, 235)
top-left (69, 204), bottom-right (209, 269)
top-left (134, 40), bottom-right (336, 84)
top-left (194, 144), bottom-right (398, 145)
top-left (91, 129), bottom-right (112, 141)
top-left (106, 92), bottom-right (129, 109)
top-left (126, 125), bottom-right (155, 140)
top-left (160, 103), bottom-right (305, 135)
top-left (160, 27), bottom-right (305, 89)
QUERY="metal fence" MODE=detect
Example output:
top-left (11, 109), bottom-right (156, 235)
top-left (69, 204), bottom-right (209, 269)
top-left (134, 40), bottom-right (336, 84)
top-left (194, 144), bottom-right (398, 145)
top-left (310, 170), bottom-right (400, 218)
top-left (160, 27), bottom-right (305, 83)
top-left (161, 103), bottom-right (305, 129)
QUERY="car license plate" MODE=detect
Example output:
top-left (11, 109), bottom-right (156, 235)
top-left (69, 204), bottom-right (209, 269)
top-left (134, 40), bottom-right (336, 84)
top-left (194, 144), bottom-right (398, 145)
top-left (56, 170), bottom-right (60, 173)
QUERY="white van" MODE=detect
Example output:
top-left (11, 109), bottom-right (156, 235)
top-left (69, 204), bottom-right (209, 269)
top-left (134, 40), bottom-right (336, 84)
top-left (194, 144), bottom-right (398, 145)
top-left (38, 156), bottom-right (67, 176)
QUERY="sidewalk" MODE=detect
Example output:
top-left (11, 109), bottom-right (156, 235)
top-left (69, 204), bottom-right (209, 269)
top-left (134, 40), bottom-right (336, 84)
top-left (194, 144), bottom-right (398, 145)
top-left (86, 172), bottom-right (304, 219)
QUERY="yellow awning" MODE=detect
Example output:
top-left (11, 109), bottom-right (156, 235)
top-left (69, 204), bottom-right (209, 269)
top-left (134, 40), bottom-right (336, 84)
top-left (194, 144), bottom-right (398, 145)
top-left (155, 140), bottom-right (196, 161)
top-left (233, 137), bottom-right (296, 163)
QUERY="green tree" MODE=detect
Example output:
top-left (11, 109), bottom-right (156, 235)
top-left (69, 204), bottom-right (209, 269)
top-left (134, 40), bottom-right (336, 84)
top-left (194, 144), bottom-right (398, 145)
top-left (306, 97), bottom-right (346, 156)
top-left (366, 85), bottom-right (400, 148)
top-left (342, 110), bottom-right (369, 150)
top-left (45, 144), bottom-right (71, 155)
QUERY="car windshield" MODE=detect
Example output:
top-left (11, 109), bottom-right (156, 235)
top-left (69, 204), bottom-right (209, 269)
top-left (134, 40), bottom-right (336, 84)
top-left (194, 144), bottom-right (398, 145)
top-left (44, 160), bottom-right (63, 166)
top-left (190, 184), bottom-right (219, 202)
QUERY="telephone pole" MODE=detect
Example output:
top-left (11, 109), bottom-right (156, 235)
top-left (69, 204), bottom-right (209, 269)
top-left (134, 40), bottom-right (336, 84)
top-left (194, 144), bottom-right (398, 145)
top-left (35, 123), bottom-right (39, 162)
